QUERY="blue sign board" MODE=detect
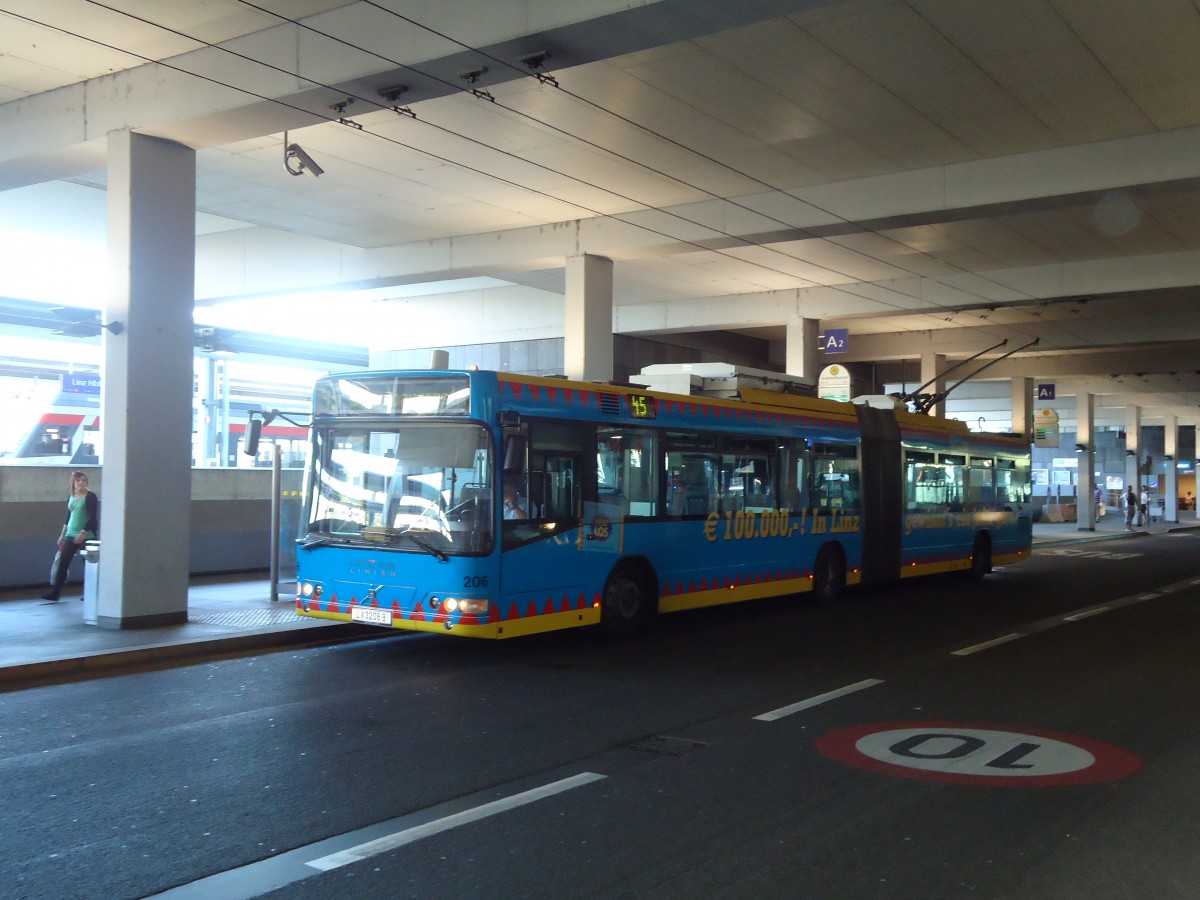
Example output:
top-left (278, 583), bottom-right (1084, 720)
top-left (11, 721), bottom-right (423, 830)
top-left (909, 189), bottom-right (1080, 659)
top-left (821, 329), bottom-right (848, 354)
top-left (63, 373), bottom-right (101, 394)
top-left (1037, 383), bottom-right (1055, 400)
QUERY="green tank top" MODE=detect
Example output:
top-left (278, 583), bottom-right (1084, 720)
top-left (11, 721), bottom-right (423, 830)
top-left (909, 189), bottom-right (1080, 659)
top-left (66, 494), bottom-right (93, 539)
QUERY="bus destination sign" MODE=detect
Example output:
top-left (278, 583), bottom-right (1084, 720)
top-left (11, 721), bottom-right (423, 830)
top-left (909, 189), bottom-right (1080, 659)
top-left (628, 394), bottom-right (656, 419)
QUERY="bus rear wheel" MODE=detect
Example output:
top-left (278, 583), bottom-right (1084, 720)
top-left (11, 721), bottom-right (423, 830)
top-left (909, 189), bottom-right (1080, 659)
top-left (811, 545), bottom-right (845, 606)
top-left (600, 564), bottom-right (654, 637)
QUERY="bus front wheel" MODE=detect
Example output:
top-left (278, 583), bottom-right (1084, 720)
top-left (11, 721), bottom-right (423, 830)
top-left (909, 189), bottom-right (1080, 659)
top-left (600, 564), bottom-right (654, 637)
top-left (812, 545), bottom-right (845, 606)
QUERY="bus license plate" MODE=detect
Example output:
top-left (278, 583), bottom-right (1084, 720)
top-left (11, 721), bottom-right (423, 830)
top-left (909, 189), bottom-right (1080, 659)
top-left (351, 606), bottom-right (392, 626)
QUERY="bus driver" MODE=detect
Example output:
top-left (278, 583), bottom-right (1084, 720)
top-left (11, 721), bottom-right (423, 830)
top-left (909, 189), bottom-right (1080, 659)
top-left (502, 482), bottom-right (528, 520)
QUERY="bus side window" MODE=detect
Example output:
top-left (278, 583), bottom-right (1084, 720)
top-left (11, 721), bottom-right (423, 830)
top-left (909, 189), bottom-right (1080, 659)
top-left (528, 422), bottom-right (586, 523)
top-left (967, 457), bottom-right (997, 510)
top-left (596, 427), bottom-right (657, 518)
top-left (722, 437), bottom-right (777, 512)
top-left (906, 450), bottom-right (936, 509)
top-left (536, 457), bottom-right (579, 520)
top-left (777, 441), bottom-right (808, 509)
top-left (662, 431), bottom-right (719, 518)
top-left (812, 443), bottom-right (860, 513)
top-left (941, 454), bottom-right (966, 511)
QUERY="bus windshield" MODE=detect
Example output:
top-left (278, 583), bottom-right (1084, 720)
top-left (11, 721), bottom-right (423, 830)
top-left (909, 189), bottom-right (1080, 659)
top-left (306, 422), bottom-right (494, 555)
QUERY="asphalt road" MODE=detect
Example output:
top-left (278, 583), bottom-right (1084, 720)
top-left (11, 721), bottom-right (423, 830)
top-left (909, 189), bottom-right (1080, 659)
top-left (3, 532), bottom-right (1200, 899)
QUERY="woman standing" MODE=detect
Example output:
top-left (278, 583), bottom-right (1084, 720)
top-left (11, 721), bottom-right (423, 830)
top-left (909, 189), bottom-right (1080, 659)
top-left (42, 470), bottom-right (99, 602)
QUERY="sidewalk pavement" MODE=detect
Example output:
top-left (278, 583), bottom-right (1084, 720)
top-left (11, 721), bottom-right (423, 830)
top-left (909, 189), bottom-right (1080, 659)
top-left (2, 512), bottom-right (1195, 690)
top-left (0, 575), bottom-right (385, 691)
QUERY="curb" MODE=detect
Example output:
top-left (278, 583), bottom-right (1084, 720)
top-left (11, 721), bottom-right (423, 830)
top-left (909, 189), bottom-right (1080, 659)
top-left (0, 622), bottom-right (394, 692)
top-left (1033, 523), bottom-right (1200, 549)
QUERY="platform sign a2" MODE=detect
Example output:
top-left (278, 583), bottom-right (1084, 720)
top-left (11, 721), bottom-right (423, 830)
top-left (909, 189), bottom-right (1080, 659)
top-left (820, 329), bottom-right (848, 354)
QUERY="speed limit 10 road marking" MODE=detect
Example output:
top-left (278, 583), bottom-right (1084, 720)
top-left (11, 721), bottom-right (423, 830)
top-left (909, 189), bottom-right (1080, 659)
top-left (816, 722), bottom-right (1142, 787)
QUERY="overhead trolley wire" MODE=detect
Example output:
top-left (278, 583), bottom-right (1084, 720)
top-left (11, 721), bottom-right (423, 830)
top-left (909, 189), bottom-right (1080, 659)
top-left (346, 0), bottom-right (1046, 316)
top-left (229, 0), bottom-right (994, 320)
top-left (5, 1), bottom-right (1036, 343)
top-left (9, 0), bottom-right (910, 314)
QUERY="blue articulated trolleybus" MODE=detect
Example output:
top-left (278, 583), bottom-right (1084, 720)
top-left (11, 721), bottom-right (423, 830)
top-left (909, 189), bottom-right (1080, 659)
top-left (294, 370), bottom-right (1032, 638)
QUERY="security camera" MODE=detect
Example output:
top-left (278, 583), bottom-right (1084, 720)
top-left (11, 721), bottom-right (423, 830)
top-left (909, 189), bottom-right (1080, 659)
top-left (285, 143), bottom-right (324, 178)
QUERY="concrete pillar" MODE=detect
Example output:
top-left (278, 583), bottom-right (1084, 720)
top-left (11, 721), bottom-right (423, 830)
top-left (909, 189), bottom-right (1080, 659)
top-left (99, 130), bottom-right (195, 628)
top-left (1076, 392), bottom-right (1095, 531)
top-left (920, 350), bottom-right (946, 418)
top-left (564, 253), bottom-right (613, 383)
top-left (1011, 376), bottom-right (1033, 436)
top-left (785, 317), bottom-right (819, 383)
top-left (1125, 405), bottom-right (1141, 496)
top-left (1164, 415), bottom-right (1178, 523)
top-left (1192, 425), bottom-right (1199, 516)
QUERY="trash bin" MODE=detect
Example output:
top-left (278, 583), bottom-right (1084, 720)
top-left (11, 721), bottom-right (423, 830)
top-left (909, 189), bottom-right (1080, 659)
top-left (82, 540), bottom-right (100, 625)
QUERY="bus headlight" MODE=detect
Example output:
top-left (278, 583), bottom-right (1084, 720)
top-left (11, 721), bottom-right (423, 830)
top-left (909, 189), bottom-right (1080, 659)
top-left (445, 597), bottom-right (489, 616)
top-left (428, 596), bottom-right (488, 619)
top-left (299, 582), bottom-right (323, 610)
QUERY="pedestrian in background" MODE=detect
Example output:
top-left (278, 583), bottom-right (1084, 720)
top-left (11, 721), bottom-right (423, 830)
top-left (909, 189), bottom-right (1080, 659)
top-left (42, 470), bottom-right (98, 602)
top-left (1124, 486), bottom-right (1137, 531)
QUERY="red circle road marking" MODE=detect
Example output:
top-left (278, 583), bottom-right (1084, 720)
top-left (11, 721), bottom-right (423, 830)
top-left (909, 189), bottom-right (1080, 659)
top-left (816, 721), bottom-right (1142, 786)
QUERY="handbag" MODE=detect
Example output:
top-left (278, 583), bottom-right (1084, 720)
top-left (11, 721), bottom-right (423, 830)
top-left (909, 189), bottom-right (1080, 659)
top-left (49, 549), bottom-right (62, 585)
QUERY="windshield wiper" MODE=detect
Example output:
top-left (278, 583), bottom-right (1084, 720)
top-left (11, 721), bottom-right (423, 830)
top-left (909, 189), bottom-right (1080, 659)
top-left (401, 532), bottom-right (448, 562)
top-left (301, 536), bottom-right (334, 550)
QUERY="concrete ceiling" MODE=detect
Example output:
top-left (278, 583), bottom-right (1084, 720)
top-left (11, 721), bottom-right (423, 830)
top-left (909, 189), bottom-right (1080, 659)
top-left (3, 0), bottom-right (1200, 424)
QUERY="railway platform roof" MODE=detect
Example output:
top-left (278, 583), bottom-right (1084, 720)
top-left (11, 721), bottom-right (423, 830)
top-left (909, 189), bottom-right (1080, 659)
top-left (1, 514), bottom-right (1195, 692)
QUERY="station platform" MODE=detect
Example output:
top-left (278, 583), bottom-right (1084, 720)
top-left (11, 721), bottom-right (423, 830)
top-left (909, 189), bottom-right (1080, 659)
top-left (1, 512), bottom-right (1194, 690)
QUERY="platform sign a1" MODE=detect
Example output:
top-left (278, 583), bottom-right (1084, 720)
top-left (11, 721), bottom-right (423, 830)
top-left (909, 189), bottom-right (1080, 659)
top-left (1034, 408), bottom-right (1060, 448)
top-left (818, 364), bottom-right (852, 402)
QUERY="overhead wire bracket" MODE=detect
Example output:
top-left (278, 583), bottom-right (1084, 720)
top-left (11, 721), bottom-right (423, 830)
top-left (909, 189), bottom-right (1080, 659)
top-left (520, 51), bottom-right (559, 86)
top-left (380, 85), bottom-right (416, 118)
top-left (331, 97), bottom-right (362, 129)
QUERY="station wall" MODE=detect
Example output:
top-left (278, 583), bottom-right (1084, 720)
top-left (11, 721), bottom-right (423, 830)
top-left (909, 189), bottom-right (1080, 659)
top-left (0, 465), bottom-right (303, 590)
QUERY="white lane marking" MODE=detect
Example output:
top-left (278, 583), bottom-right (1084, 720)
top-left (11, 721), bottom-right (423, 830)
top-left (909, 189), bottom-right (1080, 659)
top-left (1137, 593), bottom-right (1162, 601)
top-left (306, 772), bottom-right (606, 871)
top-left (951, 633), bottom-right (1025, 656)
top-left (753, 679), bottom-right (884, 722)
top-left (1063, 606), bottom-right (1111, 622)
top-left (1039, 549), bottom-right (1142, 560)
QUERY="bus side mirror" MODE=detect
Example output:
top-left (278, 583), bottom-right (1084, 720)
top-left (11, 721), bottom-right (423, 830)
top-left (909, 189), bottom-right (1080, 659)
top-left (244, 418), bottom-right (263, 456)
top-left (503, 434), bottom-right (526, 472)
